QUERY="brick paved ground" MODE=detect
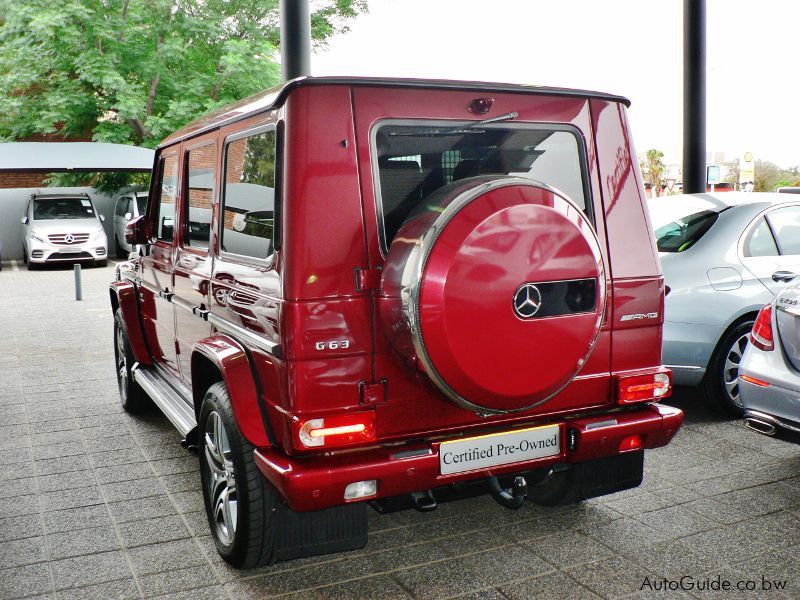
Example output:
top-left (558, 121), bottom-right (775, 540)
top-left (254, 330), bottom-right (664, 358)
top-left (2, 261), bottom-right (800, 599)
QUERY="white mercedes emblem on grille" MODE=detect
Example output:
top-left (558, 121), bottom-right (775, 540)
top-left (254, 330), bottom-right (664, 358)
top-left (64, 234), bottom-right (75, 244)
top-left (513, 283), bottom-right (543, 318)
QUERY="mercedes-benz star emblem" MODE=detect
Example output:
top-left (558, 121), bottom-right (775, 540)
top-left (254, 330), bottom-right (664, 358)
top-left (513, 283), bottom-right (543, 318)
top-left (64, 234), bottom-right (75, 244)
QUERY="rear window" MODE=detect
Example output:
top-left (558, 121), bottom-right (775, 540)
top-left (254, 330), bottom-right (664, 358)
top-left (654, 210), bottom-right (718, 252)
top-left (33, 197), bottom-right (96, 220)
top-left (373, 121), bottom-right (590, 249)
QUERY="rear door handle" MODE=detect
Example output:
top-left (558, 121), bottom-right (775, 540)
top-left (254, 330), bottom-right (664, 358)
top-left (772, 271), bottom-right (797, 283)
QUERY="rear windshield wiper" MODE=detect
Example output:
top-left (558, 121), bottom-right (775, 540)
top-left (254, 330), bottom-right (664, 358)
top-left (388, 112), bottom-right (518, 137)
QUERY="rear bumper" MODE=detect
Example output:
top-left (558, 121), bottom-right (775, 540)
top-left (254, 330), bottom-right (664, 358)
top-left (254, 403), bottom-right (683, 512)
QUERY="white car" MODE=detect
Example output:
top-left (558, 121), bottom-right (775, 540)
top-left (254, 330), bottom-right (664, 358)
top-left (21, 193), bottom-right (108, 269)
top-left (112, 189), bottom-right (148, 257)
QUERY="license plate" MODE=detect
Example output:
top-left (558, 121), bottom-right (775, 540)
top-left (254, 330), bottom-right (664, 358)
top-left (59, 247), bottom-right (83, 254)
top-left (439, 424), bottom-right (560, 475)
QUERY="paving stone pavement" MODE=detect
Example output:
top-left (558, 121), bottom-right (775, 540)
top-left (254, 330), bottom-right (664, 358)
top-left (2, 261), bottom-right (800, 599)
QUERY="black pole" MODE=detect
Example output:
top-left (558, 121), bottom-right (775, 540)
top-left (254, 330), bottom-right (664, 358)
top-left (280, 0), bottom-right (311, 81)
top-left (683, 0), bottom-right (706, 194)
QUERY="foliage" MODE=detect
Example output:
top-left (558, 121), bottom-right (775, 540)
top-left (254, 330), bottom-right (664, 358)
top-left (753, 160), bottom-right (800, 192)
top-left (640, 149), bottom-right (666, 197)
top-left (0, 0), bottom-right (366, 190)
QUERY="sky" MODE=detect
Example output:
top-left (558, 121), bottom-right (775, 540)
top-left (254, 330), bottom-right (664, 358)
top-left (314, 0), bottom-right (800, 169)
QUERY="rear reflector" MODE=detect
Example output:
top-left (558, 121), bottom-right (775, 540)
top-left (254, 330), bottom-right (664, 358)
top-left (296, 412), bottom-right (376, 449)
top-left (619, 434), bottom-right (642, 452)
top-left (740, 374), bottom-right (770, 387)
top-left (750, 304), bottom-right (774, 351)
top-left (617, 371), bottom-right (672, 403)
top-left (344, 480), bottom-right (377, 500)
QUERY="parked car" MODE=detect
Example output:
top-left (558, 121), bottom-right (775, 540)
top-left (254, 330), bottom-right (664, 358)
top-left (111, 76), bottom-right (682, 568)
top-left (112, 189), bottom-right (148, 257)
top-left (777, 187), bottom-right (800, 194)
top-left (739, 289), bottom-right (800, 442)
top-left (650, 192), bottom-right (800, 415)
top-left (21, 192), bottom-right (108, 269)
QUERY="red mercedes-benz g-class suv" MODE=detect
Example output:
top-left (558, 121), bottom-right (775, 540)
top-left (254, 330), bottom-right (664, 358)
top-left (111, 76), bottom-right (683, 568)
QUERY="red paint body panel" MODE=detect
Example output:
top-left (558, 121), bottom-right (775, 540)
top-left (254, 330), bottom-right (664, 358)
top-left (254, 402), bottom-right (683, 512)
top-left (110, 281), bottom-right (151, 365)
top-left (192, 335), bottom-right (271, 447)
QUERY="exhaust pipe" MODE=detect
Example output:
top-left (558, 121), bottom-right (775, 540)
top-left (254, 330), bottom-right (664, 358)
top-left (488, 476), bottom-right (528, 509)
top-left (745, 417), bottom-right (776, 436)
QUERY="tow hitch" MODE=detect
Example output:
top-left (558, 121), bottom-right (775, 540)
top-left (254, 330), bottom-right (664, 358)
top-left (488, 475), bottom-right (528, 509)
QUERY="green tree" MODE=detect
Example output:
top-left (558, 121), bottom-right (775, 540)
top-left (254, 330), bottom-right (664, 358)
top-left (640, 149), bottom-right (666, 197)
top-left (754, 160), bottom-right (800, 192)
top-left (0, 0), bottom-right (366, 147)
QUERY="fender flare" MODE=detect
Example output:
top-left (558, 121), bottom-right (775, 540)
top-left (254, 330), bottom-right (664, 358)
top-left (191, 334), bottom-right (273, 447)
top-left (109, 281), bottom-right (151, 365)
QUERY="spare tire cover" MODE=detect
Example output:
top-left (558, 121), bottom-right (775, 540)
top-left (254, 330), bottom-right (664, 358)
top-left (380, 176), bottom-right (606, 414)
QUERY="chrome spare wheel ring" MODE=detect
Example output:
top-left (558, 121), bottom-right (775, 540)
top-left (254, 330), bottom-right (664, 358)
top-left (115, 325), bottom-right (128, 399)
top-left (723, 332), bottom-right (749, 407)
top-left (204, 411), bottom-right (238, 546)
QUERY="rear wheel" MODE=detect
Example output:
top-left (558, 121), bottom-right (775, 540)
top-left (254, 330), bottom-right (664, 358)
top-left (702, 320), bottom-right (753, 416)
top-left (114, 310), bottom-right (150, 413)
top-left (200, 382), bottom-right (278, 568)
top-left (115, 235), bottom-right (125, 259)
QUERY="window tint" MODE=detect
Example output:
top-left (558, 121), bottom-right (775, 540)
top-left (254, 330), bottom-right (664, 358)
top-left (374, 123), bottom-right (589, 248)
top-left (767, 206), bottom-right (800, 255)
top-left (136, 195), bottom-right (147, 215)
top-left (115, 199), bottom-right (126, 217)
top-left (185, 144), bottom-right (216, 249)
top-left (654, 210), bottom-right (718, 253)
top-left (743, 217), bottom-right (779, 257)
top-left (221, 130), bottom-right (276, 259)
top-left (155, 156), bottom-right (177, 241)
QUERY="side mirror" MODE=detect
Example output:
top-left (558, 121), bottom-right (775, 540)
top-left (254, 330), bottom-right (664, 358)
top-left (99, 214), bottom-right (106, 223)
top-left (125, 215), bottom-right (148, 245)
top-left (124, 212), bottom-right (132, 221)
top-left (21, 216), bottom-right (28, 225)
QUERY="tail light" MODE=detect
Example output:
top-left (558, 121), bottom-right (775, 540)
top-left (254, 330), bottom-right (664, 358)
top-left (617, 371), bottom-right (672, 403)
top-left (295, 411), bottom-right (376, 449)
top-left (619, 434), bottom-right (642, 452)
top-left (750, 304), bottom-right (774, 351)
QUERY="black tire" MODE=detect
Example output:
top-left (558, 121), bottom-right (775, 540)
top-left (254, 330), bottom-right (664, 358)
top-left (199, 382), bottom-right (278, 568)
top-left (115, 236), bottom-right (126, 259)
top-left (22, 246), bottom-right (27, 265)
top-left (26, 261), bottom-right (38, 271)
top-left (702, 319), bottom-right (754, 417)
top-left (95, 259), bottom-right (108, 268)
top-left (114, 309), bottom-right (150, 413)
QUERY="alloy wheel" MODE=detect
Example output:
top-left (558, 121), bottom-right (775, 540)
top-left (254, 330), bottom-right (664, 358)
top-left (204, 411), bottom-right (238, 546)
top-left (723, 332), bottom-right (749, 407)
top-left (115, 325), bottom-right (128, 399)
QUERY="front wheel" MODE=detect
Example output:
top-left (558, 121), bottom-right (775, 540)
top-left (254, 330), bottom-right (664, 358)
top-left (114, 310), bottom-right (150, 413)
top-left (199, 382), bottom-right (278, 568)
top-left (702, 320), bottom-right (753, 416)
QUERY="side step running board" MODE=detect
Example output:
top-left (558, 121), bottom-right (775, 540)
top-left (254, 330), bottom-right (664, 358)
top-left (132, 364), bottom-right (197, 436)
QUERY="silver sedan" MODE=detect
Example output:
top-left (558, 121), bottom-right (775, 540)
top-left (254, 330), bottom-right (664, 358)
top-left (650, 192), bottom-right (800, 415)
top-left (740, 286), bottom-right (800, 443)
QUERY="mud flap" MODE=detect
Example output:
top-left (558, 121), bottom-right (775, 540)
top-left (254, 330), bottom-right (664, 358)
top-left (274, 502), bottom-right (368, 562)
top-left (579, 450), bottom-right (644, 501)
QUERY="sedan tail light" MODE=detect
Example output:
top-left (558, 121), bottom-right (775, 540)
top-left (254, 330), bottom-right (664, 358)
top-left (750, 304), bottom-right (774, 351)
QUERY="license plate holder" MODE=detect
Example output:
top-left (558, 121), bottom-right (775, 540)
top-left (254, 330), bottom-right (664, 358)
top-left (439, 424), bottom-right (561, 475)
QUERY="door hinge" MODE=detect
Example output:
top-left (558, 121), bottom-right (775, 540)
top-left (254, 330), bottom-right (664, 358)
top-left (359, 379), bottom-right (388, 405)
top-left (354, 267), bottom-right (382, 292)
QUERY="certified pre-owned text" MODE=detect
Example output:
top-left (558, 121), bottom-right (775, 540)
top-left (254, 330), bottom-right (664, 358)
top-left (442, 433), bottom-right (558, 466)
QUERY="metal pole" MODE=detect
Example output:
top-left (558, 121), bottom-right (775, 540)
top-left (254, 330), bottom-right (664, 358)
top-left (683, 0), bottom-right (706, 194)
top-left (74, 264), bottom-right (82, 301)
top-left (280, 0), bottom-right (312, 81)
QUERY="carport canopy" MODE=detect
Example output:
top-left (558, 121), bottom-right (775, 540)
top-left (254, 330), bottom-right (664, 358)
top-left (0, 142), bottom-right (153, 172)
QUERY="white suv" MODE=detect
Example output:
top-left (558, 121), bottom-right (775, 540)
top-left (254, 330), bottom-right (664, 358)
top-left (21, 193), bottom-right (108, 269)
top-left (112, 189), bottom-right (148, 257)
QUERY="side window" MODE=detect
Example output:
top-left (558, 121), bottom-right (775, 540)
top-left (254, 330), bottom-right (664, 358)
top-left (221, 129), bottom-right (276, 260)
top-left (155, 156), bottom-right (178, 242)
top-left (767, 206), bottom-right (800, 255)
top-left (185, 144), bottom-right (216, 249)
top-left (743, 217), bottom-right (779, 257)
